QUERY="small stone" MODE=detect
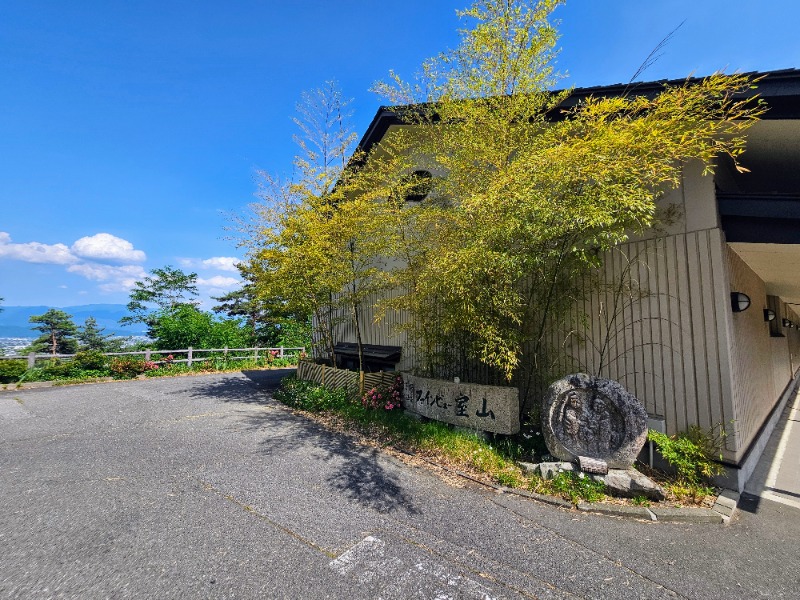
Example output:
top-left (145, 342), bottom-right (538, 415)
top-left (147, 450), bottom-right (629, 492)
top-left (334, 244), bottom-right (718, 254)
top-left (596, 468), bottom-right (666, 501)
top-left (578, 455), bottom-right (608, 474)
top-left (535, 461), bottom-right (574, 480)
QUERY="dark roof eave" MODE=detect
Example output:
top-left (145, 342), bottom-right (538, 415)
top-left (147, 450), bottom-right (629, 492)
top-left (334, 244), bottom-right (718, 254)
top-left (357, 68), bottom-right (800, 154)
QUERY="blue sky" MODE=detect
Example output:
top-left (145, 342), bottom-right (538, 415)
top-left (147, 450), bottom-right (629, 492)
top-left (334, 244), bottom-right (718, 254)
top-left (1, 0), bottom-right (798, 308)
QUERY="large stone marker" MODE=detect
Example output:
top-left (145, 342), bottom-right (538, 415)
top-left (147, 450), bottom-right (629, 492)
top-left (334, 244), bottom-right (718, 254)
top-left (542, 373), bottom-right (647, 469)
top-left (403, 374), bottom-right (520, 435)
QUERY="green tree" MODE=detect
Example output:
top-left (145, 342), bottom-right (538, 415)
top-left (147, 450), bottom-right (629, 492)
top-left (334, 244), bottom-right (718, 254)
top-left (212, 268), bottom-right (311, 349)
top-left (120, 266), bottom-right (199, 335)
top-left (367, 0), bottom-right (763, 404)
top-left (149, 305), bottom-right (251, 350)
top-left (29, 309), bottom-right (78, 355)
top-left (212, 283), bottom-right (262, 339)
top-left (77, 316), bottom-right (116, 351)
top-left (272, 317), bottom-right (312, 349)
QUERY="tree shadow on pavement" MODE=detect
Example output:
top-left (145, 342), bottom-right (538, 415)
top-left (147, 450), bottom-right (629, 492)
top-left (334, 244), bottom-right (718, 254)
top-left (188, 369), bottom-right (419, 515)
top-left (185, 369), bottom-right (292, 404)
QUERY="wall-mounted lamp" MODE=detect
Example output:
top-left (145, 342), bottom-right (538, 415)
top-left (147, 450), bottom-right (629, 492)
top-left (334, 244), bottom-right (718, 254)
top-left (783, 318), bottom-right (793, 328)
top-left (764, 309), bottom-right (776, 322)
top-left (731, 292), bottom-right (751, 313)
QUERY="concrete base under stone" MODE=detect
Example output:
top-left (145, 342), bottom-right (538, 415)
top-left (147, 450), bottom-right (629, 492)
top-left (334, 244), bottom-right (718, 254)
top-left (503, 462), bottom-right (733, 522)
top-left (525, 461), bottom-right (665, 501)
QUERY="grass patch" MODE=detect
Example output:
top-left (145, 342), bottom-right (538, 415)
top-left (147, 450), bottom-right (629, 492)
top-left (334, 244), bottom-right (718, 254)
top-left (272, 375), bottom-right (604, 504)
top-left (271, 376), bottom-right (723, 508)
top-left (540, 471), bottom-right (606, 504)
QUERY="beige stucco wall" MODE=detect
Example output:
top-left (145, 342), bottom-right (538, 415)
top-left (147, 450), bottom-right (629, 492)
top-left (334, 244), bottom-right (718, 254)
top-left (632, 160), bottom-right (720, 242)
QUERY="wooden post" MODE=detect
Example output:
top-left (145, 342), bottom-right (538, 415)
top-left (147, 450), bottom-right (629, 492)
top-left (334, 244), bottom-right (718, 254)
top-left (224, 346), bottom-right (228, 360)
top-left (187, 347), bottom-right (193, 367)
top-left (27, 353), bottom-right (35, 369)
top-left (254, 347), bottom-right (258, 363)
top-left (279, 346), bottom-right (284, 358)
top-left (145, 349), bottom-right (151, 361)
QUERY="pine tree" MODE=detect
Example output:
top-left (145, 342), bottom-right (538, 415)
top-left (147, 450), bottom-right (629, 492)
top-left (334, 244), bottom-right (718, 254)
top-left (29, 309), bottom-right (78, 355)
top-left (77, 317), bottom-right (114, 351)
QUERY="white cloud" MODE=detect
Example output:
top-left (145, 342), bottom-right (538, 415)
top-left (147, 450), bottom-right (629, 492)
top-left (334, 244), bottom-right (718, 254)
top-left (67, 263), bottom-right (147, 282)
top-left (0, 231), bottom-right (152, 298)
top-left (98, 278), bottom-right (141, 293)
top-left (71, 233), bottom-right (146, 262)
top-left (0, 231), bottom-right (78, 264)
top-left (178, 256), bottom-right (242, 273)
top-left (68, 263), bottom-right (147, 294)
top-left (201, 256), bottom-right (241, 272)
top-left (197, 275), bottom-right (240, 295)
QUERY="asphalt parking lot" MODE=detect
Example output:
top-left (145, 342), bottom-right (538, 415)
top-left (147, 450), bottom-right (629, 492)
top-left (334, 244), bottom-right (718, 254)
top-left (2, 369), bottom-right (799, 599)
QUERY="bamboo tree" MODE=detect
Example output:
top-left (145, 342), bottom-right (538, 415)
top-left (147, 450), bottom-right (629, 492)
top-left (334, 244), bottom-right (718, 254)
top-left (244, 81), bottom-right (395, 371)
top-left (367, 0), bottom-right (764, 410)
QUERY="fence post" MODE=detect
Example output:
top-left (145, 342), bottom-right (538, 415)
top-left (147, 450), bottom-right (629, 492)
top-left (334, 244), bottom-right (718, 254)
top-left (145, 348), bottom-right (151, 361)
top-left (254, 347), bottom-right (258, 363)
top-left (279, 346), bottom-right (284, 358)
top-left (321, 364), bottom-right (326, 386)
top-left (188, 347), bottom-right (193, 367)
top-left (28, 353), bottom-right (35, 369)
top-left (224, 346), bottom-right (228, 360)
top-left (359, 371), bottom-right (365, 397)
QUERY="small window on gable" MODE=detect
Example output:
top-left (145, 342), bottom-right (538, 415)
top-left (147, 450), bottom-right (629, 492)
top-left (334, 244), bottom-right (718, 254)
top-left (403, 170), bottom-right (434, 202)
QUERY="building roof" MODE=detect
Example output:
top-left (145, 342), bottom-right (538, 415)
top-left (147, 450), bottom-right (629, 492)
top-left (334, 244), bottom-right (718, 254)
top-left (356, 68), bottom-right (800, 155)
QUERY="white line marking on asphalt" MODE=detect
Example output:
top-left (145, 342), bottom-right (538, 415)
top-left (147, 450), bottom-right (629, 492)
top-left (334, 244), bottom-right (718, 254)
top-left (329, 535), bottom-right (499, 599)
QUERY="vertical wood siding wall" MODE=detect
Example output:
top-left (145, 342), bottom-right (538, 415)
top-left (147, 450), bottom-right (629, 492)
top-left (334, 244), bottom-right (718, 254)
top-left (557, 228), bottom-right (739, 457)
top-left (313, 286), bottom-right (415, 371)
top-left (316, 227), bottom-right (797, 462)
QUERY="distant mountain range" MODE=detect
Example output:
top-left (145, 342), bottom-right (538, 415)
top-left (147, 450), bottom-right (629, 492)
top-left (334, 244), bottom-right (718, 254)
top-left (0, 304), bottom-right (147, 337)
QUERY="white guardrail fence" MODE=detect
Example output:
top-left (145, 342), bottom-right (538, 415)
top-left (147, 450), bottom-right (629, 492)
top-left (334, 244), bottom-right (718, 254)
top-left (0, 347), bottom-right (306, 369)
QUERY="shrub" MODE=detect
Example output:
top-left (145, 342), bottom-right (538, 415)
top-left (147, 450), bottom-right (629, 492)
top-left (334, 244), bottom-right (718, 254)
top-left (0, 360), bottom-right (27, 383)
top-left (41, 360), bottom-right (76, 379)
top-left (109, 357), bottom-right (149, 379)
top-left (145, 362), bottom-right (188, 377)
top-left (274, 376), bottom-right (351, 412)
top-left (648, 424), bottom-right (727, 486)
top-left (12, 358), bottom-right (107, 382)
top-left (545, 471), bottom-right (606, 504)
top-left (271, 356), bottom-right (297, 367)
top-left (361, 376), bottom-right (403, 411)
top-left (73, 350), bottom-right (108, 371)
